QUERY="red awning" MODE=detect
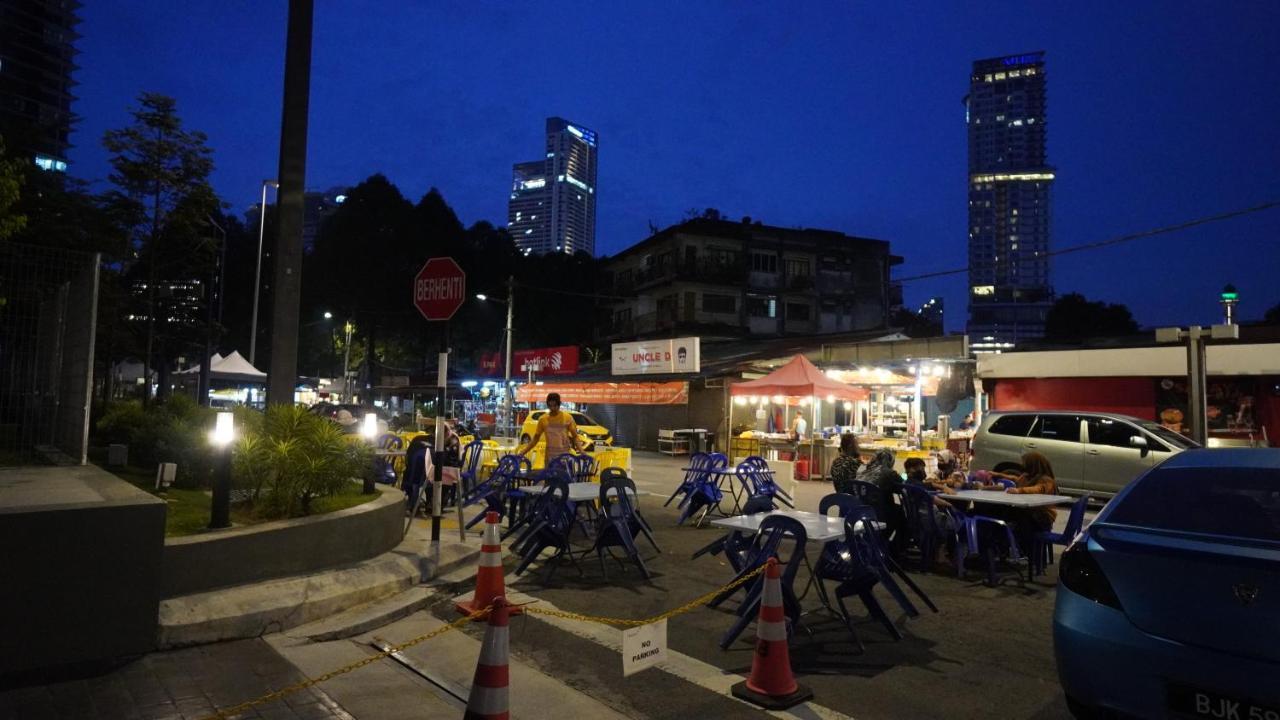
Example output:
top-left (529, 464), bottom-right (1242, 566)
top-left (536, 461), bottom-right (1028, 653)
top-left (730, 355), bottom-right (868, 401)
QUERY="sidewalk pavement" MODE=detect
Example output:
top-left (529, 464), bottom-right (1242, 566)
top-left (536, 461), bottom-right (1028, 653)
top-left (0, 639), bottom-right (353, 720)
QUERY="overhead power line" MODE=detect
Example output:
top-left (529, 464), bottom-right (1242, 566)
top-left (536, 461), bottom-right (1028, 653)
top-left (893, 199), bottom-right (1280, 283)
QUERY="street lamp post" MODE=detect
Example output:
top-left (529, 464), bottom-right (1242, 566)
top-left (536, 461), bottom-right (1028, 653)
top-left (477, 277), bottom-right (516, 437)
top-left (342, 320), bottom-right (354, 402)
top-left (250, 180), bottom-right (279, 366)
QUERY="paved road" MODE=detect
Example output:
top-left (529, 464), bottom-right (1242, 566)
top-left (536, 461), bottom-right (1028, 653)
top-left (465, 451), bottom-right (1077, 720)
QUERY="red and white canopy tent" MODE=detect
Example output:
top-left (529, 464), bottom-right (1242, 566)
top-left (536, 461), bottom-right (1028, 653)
top-left (731, 354), bottom-right (867, 403)
top-left (730, 355), bottom-right (868, 472)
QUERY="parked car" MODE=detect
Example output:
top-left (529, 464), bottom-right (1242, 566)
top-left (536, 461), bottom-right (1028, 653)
top-left (1054, 448), bottom-right (1280, 719)
top-left (970, 410), bottom-right (1197, 496)
top-left (519, 409), bottom-right (612, 450)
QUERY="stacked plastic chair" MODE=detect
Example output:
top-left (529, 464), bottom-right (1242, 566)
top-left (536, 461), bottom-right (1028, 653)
top-left (739, 456), bottom-right (795, 508)
top-left (665, 452), bottom-right (724, 507)
top-left (714, 516), bottom-right (808, 649)
top-left (511, 469), bottom-right (581, 582)
top-left (591, 475), bottom-right (651, 580)
top-left (464, 454), bottom-right (531, 530)
top-left (600, 467), bottom-right (659, 552)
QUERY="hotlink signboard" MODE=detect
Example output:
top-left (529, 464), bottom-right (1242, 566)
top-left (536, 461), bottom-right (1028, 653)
top-left (611, 337), bottom-right (701, 376)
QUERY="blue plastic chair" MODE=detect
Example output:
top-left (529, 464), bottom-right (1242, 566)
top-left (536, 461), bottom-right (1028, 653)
top-left (512, 474), bottom-right (581, 582)
top-left (716, 516), bottom-right (808, 649)
top-left (592, 476), bottom-right (651, 580)
top-left (733, 462), bottom-right (778, 516)
top-left (456, 440), bottom-right (485, 503)
top-left (1031, 493), bottom-right (1090, 576)
top-left (740, 456), bottom-right (795, 507)
top-left (677, 467), bottom-right (725, 526)
top-left (666, 452), bottom-right (724, 507)
top-left (465, 454), bottom-right (531, 529)
top-left (601, 467), bottom-right (659, 552)
top-left (374, 433), bottom-right (403, 484)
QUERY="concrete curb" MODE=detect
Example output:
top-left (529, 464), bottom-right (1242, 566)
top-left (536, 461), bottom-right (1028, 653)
top-left (157, 529), bottom-right (481, 649)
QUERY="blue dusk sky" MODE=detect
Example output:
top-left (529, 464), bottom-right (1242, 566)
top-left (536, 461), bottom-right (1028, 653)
top-left (68, 1), bottom-right (1280, 331)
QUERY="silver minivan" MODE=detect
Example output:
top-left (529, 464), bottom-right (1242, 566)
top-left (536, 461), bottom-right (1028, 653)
top-left (970, 411), bottom-right (1198, 496)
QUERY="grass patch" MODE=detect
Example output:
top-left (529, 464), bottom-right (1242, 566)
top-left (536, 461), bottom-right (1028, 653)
top-left (97, 463), bottom-right (381, 537)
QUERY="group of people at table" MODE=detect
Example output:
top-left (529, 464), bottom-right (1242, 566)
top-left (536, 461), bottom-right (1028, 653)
top-left (829, 433), bottom-right (1061, 571)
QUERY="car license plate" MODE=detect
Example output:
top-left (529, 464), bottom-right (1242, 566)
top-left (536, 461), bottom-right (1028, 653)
top-left (1168, 684), bottom-right (1280, 720)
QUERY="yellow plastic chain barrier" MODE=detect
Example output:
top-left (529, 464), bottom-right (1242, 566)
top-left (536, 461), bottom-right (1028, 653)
top-left (522, 562), bottom-right (767, 628)
top-left (198, 609), bottom-right (486, 720)
top-left (198, 562), bottom-right (768, 719)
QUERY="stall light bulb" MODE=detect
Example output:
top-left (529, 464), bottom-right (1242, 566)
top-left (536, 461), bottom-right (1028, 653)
top-left (772, 396), bottom-right (784, 404)
top-left (734, 396), bottom-right (747, 406)
top-left (843, 402), bottom-right (853, 411)
top-left (826, 394), bottom-right (835, 404)
top-left (933, 365), bottom-right (946, 377)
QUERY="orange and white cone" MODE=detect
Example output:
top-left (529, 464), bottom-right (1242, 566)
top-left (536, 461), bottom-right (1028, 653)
top-left (731, 557), bottom-right (813, 710)
top-left (457, 512), bottom-right (521, 615)
top-left (463, 596), bottom-right (510, 720)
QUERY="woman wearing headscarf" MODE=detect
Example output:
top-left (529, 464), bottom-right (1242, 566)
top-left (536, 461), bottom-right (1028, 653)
top-left (1005, 451), bottom-right (1059, 544)
top-left (858, 448), bottom-right (907, 554)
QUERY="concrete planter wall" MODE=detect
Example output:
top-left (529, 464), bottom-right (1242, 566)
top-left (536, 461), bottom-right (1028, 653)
top-left (161, 488), bottom-right (403, 598)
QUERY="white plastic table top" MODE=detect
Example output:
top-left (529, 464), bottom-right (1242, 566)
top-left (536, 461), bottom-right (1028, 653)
top-left (520, 482), bottom-right (649, 502)
top-left (710, 510), bottom-right (883, 542)
top-left (940, 489), bottom-right (1075, 507)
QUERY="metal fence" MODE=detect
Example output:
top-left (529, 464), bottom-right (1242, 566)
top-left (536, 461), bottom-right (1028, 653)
top-left (0, 241), bottom-right (100, 465)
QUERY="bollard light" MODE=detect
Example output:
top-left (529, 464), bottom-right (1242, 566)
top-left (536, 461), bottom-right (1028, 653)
top-left (211, 411), bottom-right (235, 446)
top-left (209, 411), bottom-right (235, 529)
top-left (362, 412), bottom-right (378, 440)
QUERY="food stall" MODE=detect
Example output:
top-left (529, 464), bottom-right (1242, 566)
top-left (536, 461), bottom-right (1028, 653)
top-left (728, 355), bottom-right (869, 480)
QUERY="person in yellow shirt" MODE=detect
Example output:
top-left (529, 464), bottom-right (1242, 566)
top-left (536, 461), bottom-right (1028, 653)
top-left (518, 393), bottom-right (582, 459)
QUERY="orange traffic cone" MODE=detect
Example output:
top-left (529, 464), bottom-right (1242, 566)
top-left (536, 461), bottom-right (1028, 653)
top-left (731, 557), bottom-right (814, 710)
top-left (464, 596), bottom-right (511, 720)
top-left (457, 511), bottom-right (521, 615)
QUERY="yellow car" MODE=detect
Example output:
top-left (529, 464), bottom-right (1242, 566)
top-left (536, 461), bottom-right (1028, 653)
top-left (520, 409), bottom-right (613, 451)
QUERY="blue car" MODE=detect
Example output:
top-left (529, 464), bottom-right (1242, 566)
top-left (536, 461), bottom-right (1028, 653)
top-left (1054, 448), bottom-right (1280, 719)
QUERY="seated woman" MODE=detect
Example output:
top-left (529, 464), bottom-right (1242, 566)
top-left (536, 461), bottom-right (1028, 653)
top-left (829, 433), bottom-right (863, 495)
top-left (1002, 451), bottom-right (1059, 551)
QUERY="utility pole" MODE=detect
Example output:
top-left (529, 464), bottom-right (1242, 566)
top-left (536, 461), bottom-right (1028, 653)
top-left (1156, 323), bottom-right (1239, 445)
top-left (250, 180), bottom-right (278, 366)
top-left (265, 0), bottom-right (314, 406)
top-left (503, 276), bottom-right (514, 437)
top-left (200, 216), bottom-right (227, 406)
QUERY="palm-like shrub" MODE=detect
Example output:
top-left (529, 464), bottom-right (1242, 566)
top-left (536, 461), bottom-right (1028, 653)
top-left (233, 404), bottom-right (372, 517)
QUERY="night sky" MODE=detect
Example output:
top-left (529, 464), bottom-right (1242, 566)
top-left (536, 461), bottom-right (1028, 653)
top-left (69, 2), bottom-right (1280, 332)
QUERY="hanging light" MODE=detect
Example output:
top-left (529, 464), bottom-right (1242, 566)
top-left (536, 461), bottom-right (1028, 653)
top-left (933, 364), bottom-right (946, 377)
top-left (734, 396), bottom-right (747, 406)
top-left (826, 394), bottom-right (836, 404)
top-left (772, 395), bottom-right (784, 404)
top-left (843, 402), bottom-right (853, 411)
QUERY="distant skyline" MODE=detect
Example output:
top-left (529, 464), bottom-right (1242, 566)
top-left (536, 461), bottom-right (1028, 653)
top-left (67, 2), bottom-right (1280, 332)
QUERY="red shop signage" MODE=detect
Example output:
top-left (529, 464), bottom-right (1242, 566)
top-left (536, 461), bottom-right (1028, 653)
top-left (480, 346), bottom-right (580, 377)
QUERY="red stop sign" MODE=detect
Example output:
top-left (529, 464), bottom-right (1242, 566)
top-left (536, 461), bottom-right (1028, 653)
top-left (413, 257), bottom-right (466, 321)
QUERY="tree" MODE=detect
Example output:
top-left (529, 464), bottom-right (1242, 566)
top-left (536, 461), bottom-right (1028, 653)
top-left (1264, 302), bottom-right (1280, 325)
top-left (0, 136), bottom-right (26, 240)
top-left (1045, 293), bottom-right (1140, 342)
top-left (103, 93), bottom-right (219, 402)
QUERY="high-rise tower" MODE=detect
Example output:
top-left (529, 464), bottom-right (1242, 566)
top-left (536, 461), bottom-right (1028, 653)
top-left (965, 52), bottom-right (1053, 349)
top-left (0, 0), bottom-right (81, 171)
top-left (508, 117), bottom-right (597, 256)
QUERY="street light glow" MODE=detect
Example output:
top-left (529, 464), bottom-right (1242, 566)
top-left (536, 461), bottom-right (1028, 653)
top-left (475, 293), bottom-right (488, 301)
top-left (361, 412), bottom-right (378, 440)
top-left (323, 311), bottom-right (333, 319)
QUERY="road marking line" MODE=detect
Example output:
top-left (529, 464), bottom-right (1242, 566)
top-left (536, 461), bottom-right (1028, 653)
top-left (493, 586), bottom-right (856, 720)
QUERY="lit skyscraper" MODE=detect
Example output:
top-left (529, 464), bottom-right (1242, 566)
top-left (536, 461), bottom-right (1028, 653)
top-left (507, 117), bottom-right (598, 256)
top-left (965, 52), bottom-right (1054, 349)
